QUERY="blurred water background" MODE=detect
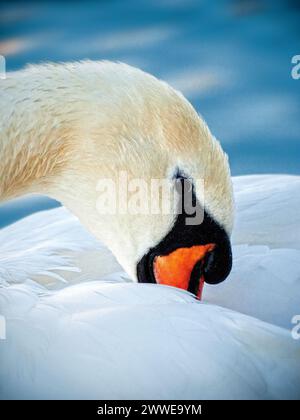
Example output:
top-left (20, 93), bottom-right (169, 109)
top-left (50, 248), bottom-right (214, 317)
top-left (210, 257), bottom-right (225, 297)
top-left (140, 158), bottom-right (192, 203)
top-left (0, 0), bottom-right (299, 227)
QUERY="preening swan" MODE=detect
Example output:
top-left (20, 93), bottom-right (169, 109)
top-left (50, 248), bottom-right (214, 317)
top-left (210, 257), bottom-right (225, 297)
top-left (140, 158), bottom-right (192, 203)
top-left (0, 61), bottom-right (233, 297)
top-left (1, 62), bottom-right (300, 400)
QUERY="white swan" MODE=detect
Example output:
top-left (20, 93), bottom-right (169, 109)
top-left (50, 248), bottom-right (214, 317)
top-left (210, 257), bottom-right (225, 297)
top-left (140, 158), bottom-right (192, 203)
top-left (0, 61), bottom-right (233, 295)
top-left (0, 62), bottom-right (299, 399)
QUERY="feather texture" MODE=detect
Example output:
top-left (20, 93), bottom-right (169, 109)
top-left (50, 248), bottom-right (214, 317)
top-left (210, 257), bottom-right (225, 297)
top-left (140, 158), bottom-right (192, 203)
top-left (0, 175), bottom-right (299, 399)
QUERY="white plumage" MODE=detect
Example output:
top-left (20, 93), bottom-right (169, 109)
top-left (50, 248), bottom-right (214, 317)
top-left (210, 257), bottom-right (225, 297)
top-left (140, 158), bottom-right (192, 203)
top-left (0, 175), bottom-right (299, 400)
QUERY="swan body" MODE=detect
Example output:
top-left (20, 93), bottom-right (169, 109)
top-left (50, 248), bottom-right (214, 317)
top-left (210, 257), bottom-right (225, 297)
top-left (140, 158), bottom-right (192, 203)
top-left (0, 175), bottom-right (300, 399)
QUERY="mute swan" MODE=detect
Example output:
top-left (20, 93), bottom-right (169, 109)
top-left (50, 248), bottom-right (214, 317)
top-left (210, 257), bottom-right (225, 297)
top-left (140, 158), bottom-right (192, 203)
top-left (0, 61), bottom-right (233, 298)
top-left (0, 175), bottom-right (300, 399)
top-left (1, 62), bottom-right (299, 400)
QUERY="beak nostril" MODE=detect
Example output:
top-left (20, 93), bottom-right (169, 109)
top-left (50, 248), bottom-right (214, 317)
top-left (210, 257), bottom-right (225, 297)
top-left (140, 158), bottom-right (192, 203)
top-left (203, 250), bottom-right (215, 275)
top-left (188, 258), bottom-right (204, 296)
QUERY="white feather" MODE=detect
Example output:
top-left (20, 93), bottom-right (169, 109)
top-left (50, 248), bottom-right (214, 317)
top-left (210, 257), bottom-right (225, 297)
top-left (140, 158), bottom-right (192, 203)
top-left (204, 175), bottom-right (300, 328)
top-left (0, 175), bottom-right (299, 399)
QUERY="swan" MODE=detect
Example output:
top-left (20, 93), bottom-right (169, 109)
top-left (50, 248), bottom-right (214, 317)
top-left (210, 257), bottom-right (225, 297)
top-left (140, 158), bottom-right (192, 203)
top-left (0, 60), bottom-right (233, 297)
top-left (0, 62), bottom-right (299, 399)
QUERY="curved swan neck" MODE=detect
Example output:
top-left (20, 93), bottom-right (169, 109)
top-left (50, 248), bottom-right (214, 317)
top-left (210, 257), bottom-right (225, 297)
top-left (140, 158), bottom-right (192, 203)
top-left (0, 61), bottom-right (234, 241)
top-left (0, 134), bottom-right (69, 202)
top-left (0, 78), bottom-right (74, 202)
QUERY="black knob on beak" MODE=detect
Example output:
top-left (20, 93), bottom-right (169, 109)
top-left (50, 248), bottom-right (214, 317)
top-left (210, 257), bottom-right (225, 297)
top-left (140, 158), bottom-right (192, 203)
top-left (203, 238), bottom-right (232, 285)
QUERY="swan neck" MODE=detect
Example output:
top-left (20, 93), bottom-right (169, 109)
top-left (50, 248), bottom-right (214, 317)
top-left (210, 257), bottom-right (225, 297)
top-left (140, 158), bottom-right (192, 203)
top-left (0, 97), bottom-right (73, 203)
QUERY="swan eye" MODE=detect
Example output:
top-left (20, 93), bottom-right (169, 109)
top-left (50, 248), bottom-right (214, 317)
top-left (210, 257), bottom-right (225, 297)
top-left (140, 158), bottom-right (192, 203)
top-left (173, 167), bottom-right (188, 181)
top-left (173, 169), bottom-right (193, 195)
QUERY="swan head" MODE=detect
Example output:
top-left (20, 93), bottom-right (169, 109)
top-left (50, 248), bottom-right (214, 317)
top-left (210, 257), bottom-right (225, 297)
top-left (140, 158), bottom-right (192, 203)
top-left (56, 62), bottom-right (234, 299)
top-left (3, 61), bottom-right (233, 298)
top-left (94, 129), bottom-right (233, 300)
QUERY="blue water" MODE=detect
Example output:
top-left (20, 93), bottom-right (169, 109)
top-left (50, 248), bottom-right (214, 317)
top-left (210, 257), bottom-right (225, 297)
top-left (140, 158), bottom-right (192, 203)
top-left (0, 0), bottom-right (299, 227)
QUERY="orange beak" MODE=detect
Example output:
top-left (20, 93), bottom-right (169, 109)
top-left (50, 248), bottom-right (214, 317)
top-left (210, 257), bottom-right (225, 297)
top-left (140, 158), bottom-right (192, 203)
top-left (153, 244), bottom-right (215, 299)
